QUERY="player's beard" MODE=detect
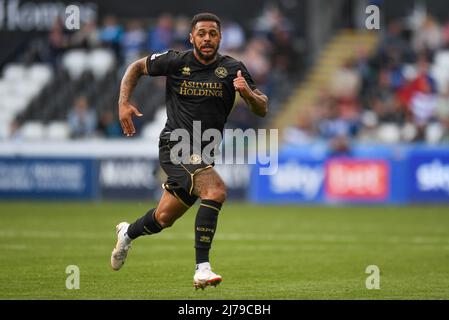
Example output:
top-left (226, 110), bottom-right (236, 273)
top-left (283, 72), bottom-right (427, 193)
top-left (195, 42), bottom-right (219, 62)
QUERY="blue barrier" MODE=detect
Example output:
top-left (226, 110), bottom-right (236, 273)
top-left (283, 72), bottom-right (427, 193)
top-left (249, 143), bottom-right (449, 204)
top-left (1, 144), bottom-right (448, 204)
top-left (0, 157), bottom-right (98, 200)
top-left (0, 157), bottom-right (250, 201)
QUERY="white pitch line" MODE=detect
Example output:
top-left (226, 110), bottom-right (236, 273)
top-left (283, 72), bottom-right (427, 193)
top-left (0, 230), bottom-right (448, 245)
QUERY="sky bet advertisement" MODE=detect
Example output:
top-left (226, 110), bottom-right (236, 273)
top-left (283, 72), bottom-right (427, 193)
top-left (409, 152), bottom-right (449, 202)
top-left (249, 145), bottom-right (449, 204)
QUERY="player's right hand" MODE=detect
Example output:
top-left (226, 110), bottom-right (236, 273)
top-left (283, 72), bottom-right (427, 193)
top-left (118, 102), bottom-right (143, 137)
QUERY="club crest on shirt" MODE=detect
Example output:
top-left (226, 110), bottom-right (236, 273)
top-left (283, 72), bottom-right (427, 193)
top-left (190, 154), bottom-right (202, 165)
top-left (215, 66), bottom-right (228, 78)
top-left (182, 66), bottom-right (191, 76)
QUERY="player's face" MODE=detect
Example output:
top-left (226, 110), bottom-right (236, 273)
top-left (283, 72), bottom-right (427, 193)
top-left (190, 21), bottom-right (221, 62)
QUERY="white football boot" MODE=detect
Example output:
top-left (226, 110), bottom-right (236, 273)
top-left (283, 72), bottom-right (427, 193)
top-left (111, 222), bottom-right (132, 271)
top-left (193, 262), bottom-right (222, 290)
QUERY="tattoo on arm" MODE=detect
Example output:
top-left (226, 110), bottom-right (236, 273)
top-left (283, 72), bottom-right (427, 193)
top-left (118, 58), bottom-right (147, 105)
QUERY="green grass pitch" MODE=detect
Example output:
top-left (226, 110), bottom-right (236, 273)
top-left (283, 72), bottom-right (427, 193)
top-left (0, 202), bottom-right (448, 299)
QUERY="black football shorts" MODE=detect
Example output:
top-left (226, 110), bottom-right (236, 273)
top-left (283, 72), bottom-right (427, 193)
top-left (158, 134), bottom-right (213, 207)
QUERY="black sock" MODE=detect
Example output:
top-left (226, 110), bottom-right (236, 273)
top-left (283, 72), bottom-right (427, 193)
top-left (195, 199), bottom-right (222, 264)
top-left (127, 208), bottom-right (162, 239)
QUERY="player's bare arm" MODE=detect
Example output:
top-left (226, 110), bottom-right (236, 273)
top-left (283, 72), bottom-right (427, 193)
top-left (118, 57), bottom-right (147, 136)
top-left (233, 70), bottom-right (268, 117)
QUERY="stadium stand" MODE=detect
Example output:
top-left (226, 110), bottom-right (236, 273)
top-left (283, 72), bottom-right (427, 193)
top-left (1, 8), bottom-right (298, 142)
top-left (279, 15), bottom-right (449, 147)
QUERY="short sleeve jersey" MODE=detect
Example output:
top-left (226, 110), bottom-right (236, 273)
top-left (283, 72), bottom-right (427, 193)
top-left (146, 50), bottom-right (257, 141)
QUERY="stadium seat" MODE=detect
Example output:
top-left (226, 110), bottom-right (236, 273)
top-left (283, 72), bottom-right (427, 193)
top-left (425, 122), bottom-right (444, 144)
top-left (2, 95), bottom-right (29, 114)
top-left (431, 51), bottom-right (449, 93)
top-left (13, 80), bottom-right (42, 100)
top-left (2, 63), bottom-right (26, 80)
top-left (377, 123), bottom-right (401, 143)
top-left (88, 49), bottom-right (116, 80)
top-left (46, 121), bottom-right (70, 141)
top-left (62, 49), bottom-right (89, 80)
top-left (28, 64), bottom-right (53, 86)
top-left (401, 122), bottom-right (418, 142)
top-left (20, 121), bottom-right (45, 141)
top-left (0, 79), bottom-right (12, 96)
top-left (142, 108), bottom-right (167, 140)
top-left (0, 122), bottom-right (8, 140)
top-left (0, 112), bottom-right (16, 127)
top-left (434, 51), bottom-right (449, 69)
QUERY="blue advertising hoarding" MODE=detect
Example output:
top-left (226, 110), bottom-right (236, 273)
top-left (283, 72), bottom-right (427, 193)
top-left (249, 144), bottom-right (449, 204)
top-left (249, 157), bottom-right (325, 204)
top-left (408, 151), bottom-right (449, 202)
top-left (0, 157), bottom-right (97, 200)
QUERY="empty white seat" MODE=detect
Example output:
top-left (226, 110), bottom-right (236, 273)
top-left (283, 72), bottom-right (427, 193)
top-left (0, 79), bottom-right (13, 97)
top-left (142, 111), bottom-right (166, 141)
top-left (401, 122), bottom-right (418, 142)
top-left (87, 49), bottom-right (115, 80)
top-left (154, 108), bottom-right (167, 122)
top-left (46, 121), bottom-right (70, 141)
top-left (0, 111), bottom-right (16, 123)
top-left (62, 49), bottom-right (88, 80)
top-left (434, 51), bottom-right (449, 69)
top-left (377, 123), bottom-right (401, 143)
top-left (28, 63), bottom-right (53, 85)
top-left (1, 95), bottom-right (29, 114)
top-left (12, 80), bottom-right (42, 100)
top-left (2, 63), bottom-right (26, 80)
top-left (0, 121), bottom-right (9, 140)
top-left (426, 122), bottom-right (444, 144)
top-left (20, 121), bottom-right (45, 141)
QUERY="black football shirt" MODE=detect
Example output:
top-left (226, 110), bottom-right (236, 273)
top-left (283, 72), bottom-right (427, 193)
top-left (146, 49), bottom-right (257, 146)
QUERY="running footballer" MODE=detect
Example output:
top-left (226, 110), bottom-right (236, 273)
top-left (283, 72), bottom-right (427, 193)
top-left (111, 12), bottom-right (268, 289)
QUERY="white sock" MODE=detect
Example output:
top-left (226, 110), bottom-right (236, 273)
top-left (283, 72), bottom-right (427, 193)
top-left (196, 262), bottom-right (211, 271)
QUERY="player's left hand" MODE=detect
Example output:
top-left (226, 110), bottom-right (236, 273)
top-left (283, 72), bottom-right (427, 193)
top-left (233, 70), bottom-right (252, 99)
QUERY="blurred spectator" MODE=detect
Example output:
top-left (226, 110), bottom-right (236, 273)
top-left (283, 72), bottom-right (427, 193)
top-left (412, 15), bottom-right (442, 54)
top-left (99, 15), bottom-right (124, 57)
top-left (318, 99), bottom-right (354, 139)
top-left (378, 20), bottom-right (414, 64)
top-left (7, 120), bottom-right (23, 141)
top-left (330, 59), bottom-right (361, 105)
top-left (368, 68), bottom-right (404, 123)
top-left (221, 20), bottom-right (245, 53)
top-left (283, 110), bottom-right (315, 145)
top-left (436, 86), bottom-right (449, 121)
top-left (270, 26), bottom-right (296, 73)
top-left (172, 15), bottom-right (191, 50)
top-left (71, 19), bottom-right (100, 49)
top-left (67, 96), bottom-right (97, 139)
top-left (442, 20), bottom-right (449, 49)
top-left (121, 20), bottom-right (146, 65)
top-left (253, 5), bottom-right (293, 38)
top-left (147, 14), bottom-right (174, 53)
top-left (48, 18), bottom-right (71, 65)
top-left (98, 110), bottom-right (122, 138)
top-left (4, 9), bottom-right (300, 143)
top-left (240, 38), bottom-right (270, 84)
